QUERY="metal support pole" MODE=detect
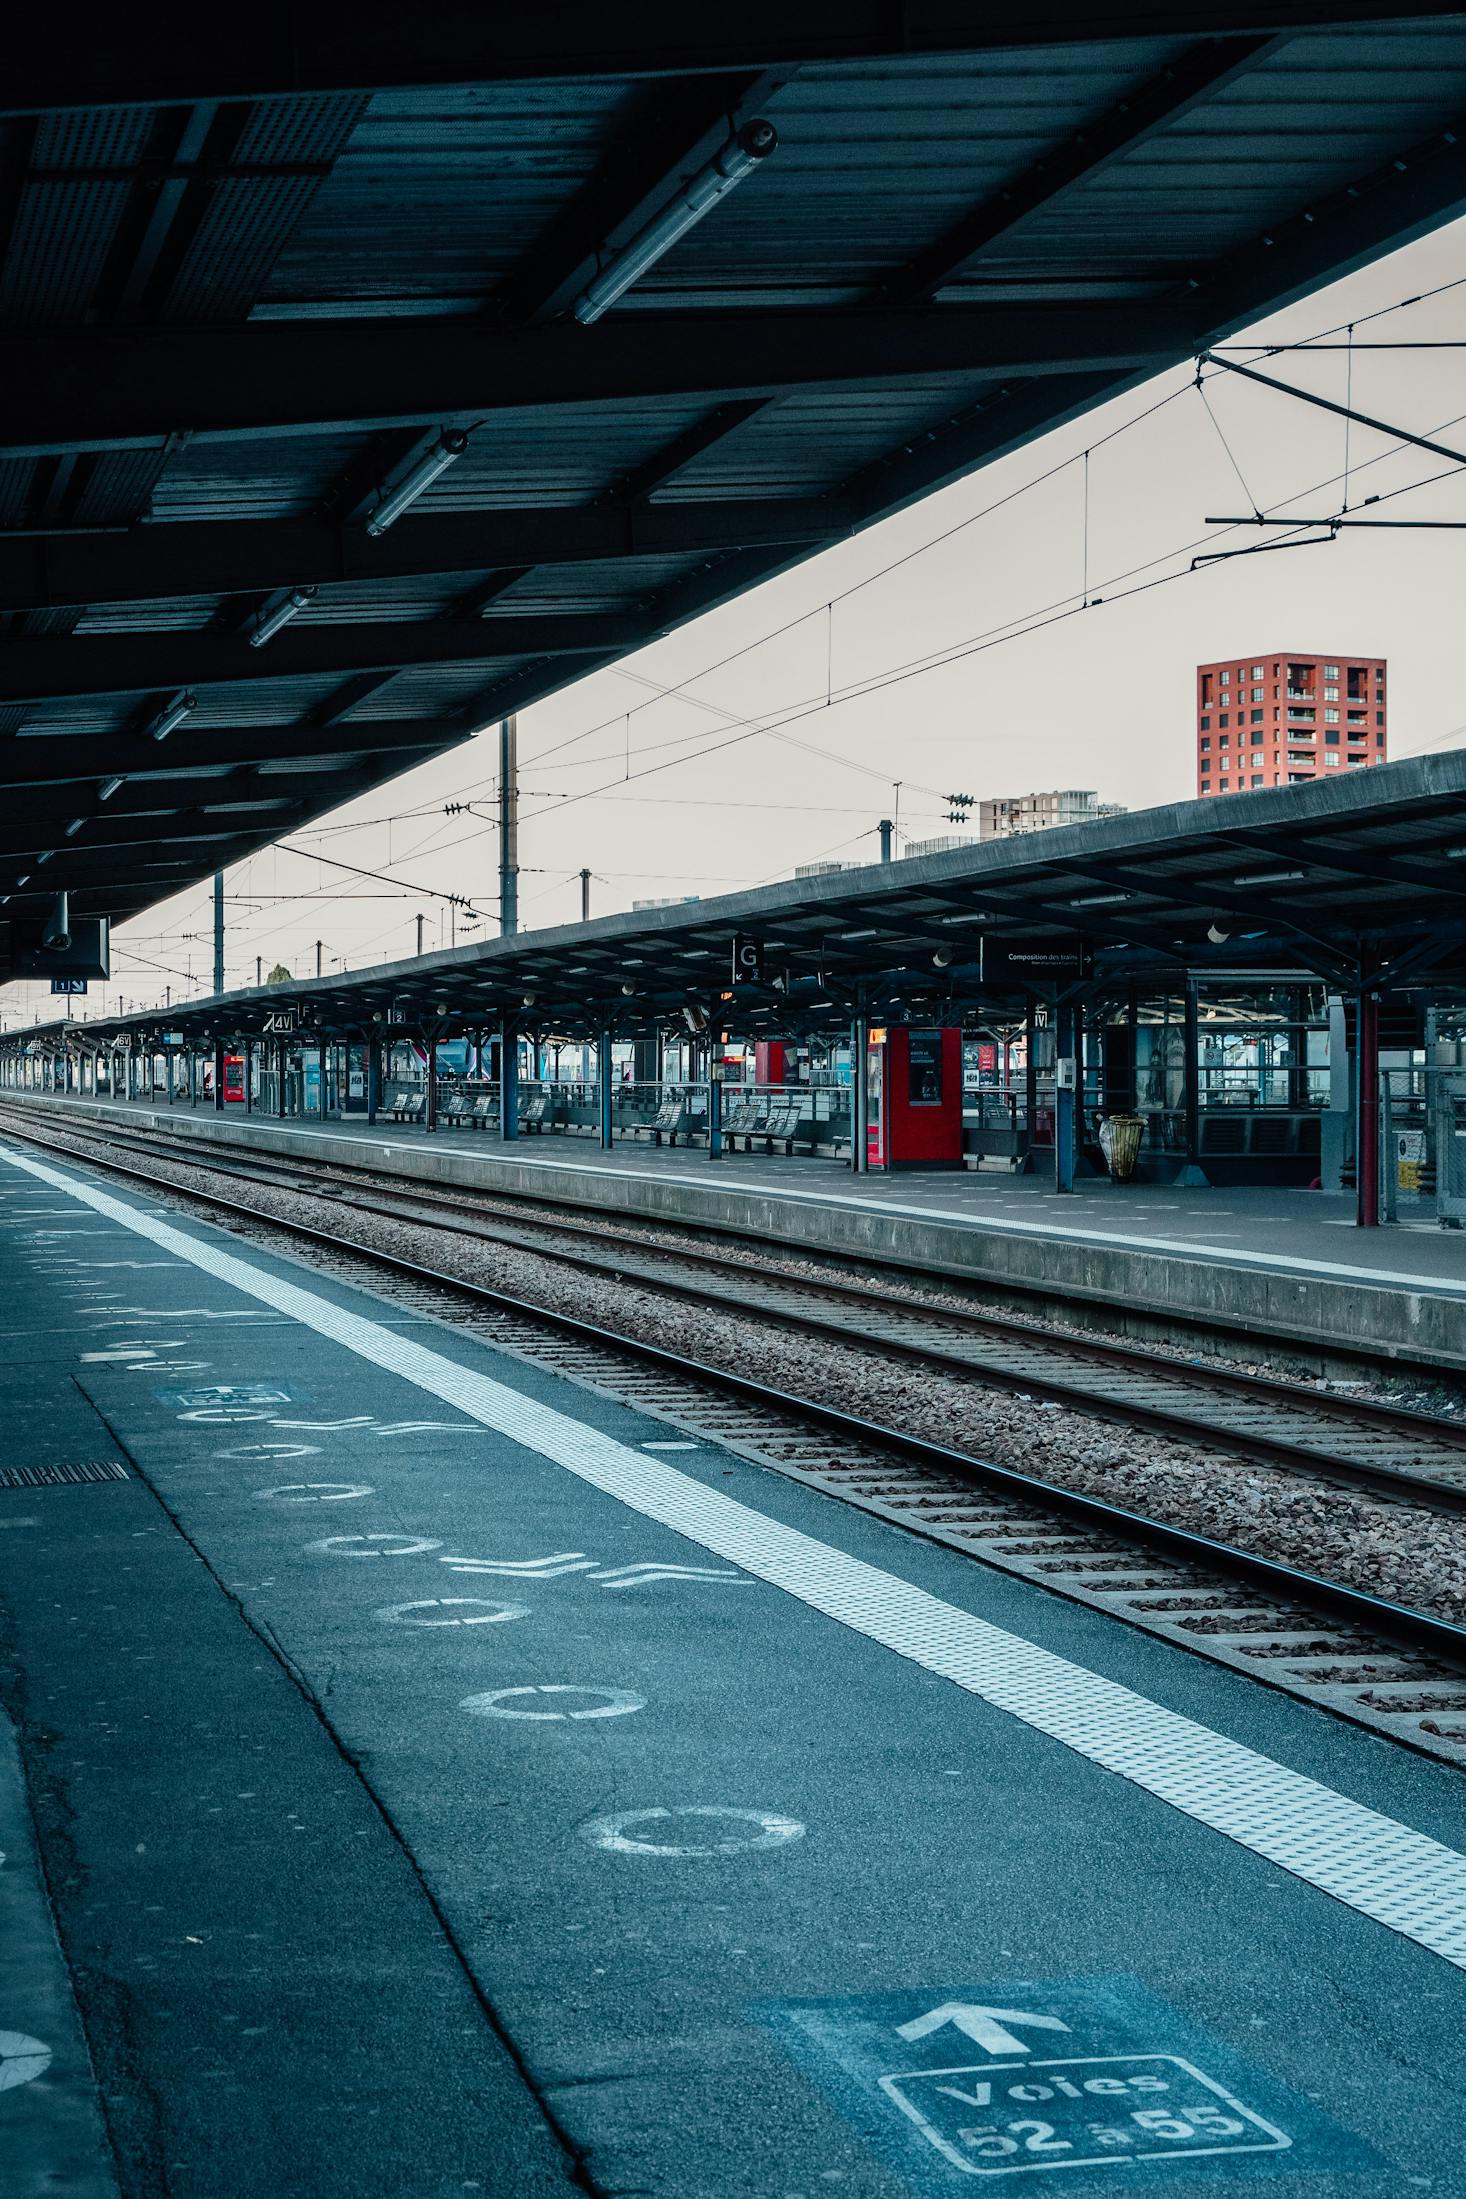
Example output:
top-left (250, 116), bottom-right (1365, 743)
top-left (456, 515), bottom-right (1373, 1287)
top-left (1055, 997), bottom-right (1076, 1194)
top-left (878, 819), bottom-right (893, 863)
top-left (1024, 996), bottom-right (1038, 1172)
top-left (166, 1051), bottom-right (175, 1106)
top-left (708, 1060), bottom-right (723, 1160)
top-left (580, 868), bottom-right (592, 922)
top-left (319, 1037), bottom-right (329, 1119)
top-left (213, 868), bottom-right (225, 996)
top-left (599, 1031), bottom-right (614, 1150)
top-left (213, 1039), bottom-right (225, 1110)
top-left (425, 1035), bottom-right (437, 1132)
top-left (277, 1040), bottom-right (288, 1118)
top-left (244, 1040), bottom-right (253, 1114)
top-left (499, 714), bottom-right (519, 938)
top-left (852, 1000), bottom-right (869, 1173)
top-left (1357, 985), bottom-right (1381, 1227)
top-left (366, 1038), bottom-right (380, 1125)
top-left (500, 1022), bottom-right (519, 1140)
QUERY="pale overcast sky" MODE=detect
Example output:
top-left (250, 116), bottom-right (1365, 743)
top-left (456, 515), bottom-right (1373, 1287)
top-left (19, 214), bottom-right (1466, 1023)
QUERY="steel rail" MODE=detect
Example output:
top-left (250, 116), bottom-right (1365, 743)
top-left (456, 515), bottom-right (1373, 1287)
top-left (6, 1108), bottom-right (1466, 1672)
top-left (11, 1104), bottom-right (1466, 1512)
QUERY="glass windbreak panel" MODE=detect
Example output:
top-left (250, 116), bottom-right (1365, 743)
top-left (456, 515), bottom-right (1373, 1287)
top-left (908, 1031), bottom-right (944, 1105)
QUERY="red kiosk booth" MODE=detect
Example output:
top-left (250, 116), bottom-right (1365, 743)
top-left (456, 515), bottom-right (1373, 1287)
top-left (866, 1025), bottom-right (963, 1169)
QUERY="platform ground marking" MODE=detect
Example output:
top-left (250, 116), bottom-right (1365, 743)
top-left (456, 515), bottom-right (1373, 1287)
top-left (0, 2032), bottom-right (53, 2092)
top-left (216, 1442), bottom-right (322, 1461)
top-left (581, 1806), bottom-right (805, 1856)
top-left (306, 1533), bottom-right (442, 1558)
top-left (464, 1685), bottom-right (645, 1721)
top-left (255, 1482), bottom-right (373, 1503)
top-left (376, 1597), bottom-right (530, 1627)
top-left (15, 1144), bottom-right (1466, 1971)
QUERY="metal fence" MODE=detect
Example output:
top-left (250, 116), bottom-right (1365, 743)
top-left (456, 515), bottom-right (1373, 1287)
top-left (1380, 1064), bottom-right (1466, 1226)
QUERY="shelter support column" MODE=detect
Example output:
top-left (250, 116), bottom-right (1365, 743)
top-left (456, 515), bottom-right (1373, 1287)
top-left (1054, 998), bottom-right (1076, 1194)
top-left (213, 1040), bottom-right (225, 1111)
top-left (1357, 983), bottom-right (1381, 1228)
top-left (851, 997), bottom-right (869, 1175)
top-left (277, 1041), bottom-right (288, 1118)
top-left (599, 1032), bottom-right (614, 1150)
top-left (366, 1038), bottom-right (380, 1126)
top-left (500, 1022), bottom-right (518, 1141)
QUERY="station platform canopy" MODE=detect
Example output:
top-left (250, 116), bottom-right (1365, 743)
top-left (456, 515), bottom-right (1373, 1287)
top-left (8, 751), bottom-right (1466, 1049)
top-left (5, 5), bottom-right (1466, 965)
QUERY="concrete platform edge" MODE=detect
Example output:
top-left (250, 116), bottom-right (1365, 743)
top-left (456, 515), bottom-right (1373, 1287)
top-left (14, 1095), bottom-right (1464, 1374)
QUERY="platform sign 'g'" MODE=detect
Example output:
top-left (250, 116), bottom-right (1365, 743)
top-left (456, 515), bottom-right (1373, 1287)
top-left (753, 1977), bottom-right (1381, 2190)
top-left (732, 935), bottom-right (763, 984)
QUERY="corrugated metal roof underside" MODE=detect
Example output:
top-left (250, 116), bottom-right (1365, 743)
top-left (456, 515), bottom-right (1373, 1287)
top-left (3, 21), bottom-right (1466, 927)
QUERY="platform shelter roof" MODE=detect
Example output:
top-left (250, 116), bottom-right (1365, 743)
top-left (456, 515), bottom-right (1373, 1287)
top-left (6, 5), bottom-right (1466, 974)
top-left (8, 749), bottom-right (1466, 1051)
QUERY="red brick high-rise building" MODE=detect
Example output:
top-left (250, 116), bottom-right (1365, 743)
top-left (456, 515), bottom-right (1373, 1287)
top-left (1195, 652), bottom-right (1388, 797)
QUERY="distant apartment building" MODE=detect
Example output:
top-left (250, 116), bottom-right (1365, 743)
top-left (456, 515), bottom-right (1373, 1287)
top-left (977, 789), bottom-right (1126, 840)
top-left (1196, 651), bottom-right (1388, 796)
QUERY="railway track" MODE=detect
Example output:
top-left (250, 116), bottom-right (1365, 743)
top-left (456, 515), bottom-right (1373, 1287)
top-left (6, 1101), bottom-right (1466, 1769)
top-left (9, 1101), bottom-right (1466, 1511)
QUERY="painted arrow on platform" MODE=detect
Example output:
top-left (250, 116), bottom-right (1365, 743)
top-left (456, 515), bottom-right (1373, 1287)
top-left (895, 2004), bottom-right (1072, 2057)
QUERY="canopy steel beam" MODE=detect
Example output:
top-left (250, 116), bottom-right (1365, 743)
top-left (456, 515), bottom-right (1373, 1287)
top-left (880, 37), bottom-right (1277, 306)
top-left (0, 303), bottom-right (1196, 459)
top-left (0, 613), bottom-right (643, 703)
top-left (0, 496), bottom-right (851, 616)
top-left (0, 718), bottom-right (465, 789)
top-left (3, 6), bottom-right (1458, 115)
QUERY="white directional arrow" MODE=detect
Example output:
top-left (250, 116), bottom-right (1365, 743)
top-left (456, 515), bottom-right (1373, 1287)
top-left (896, 2004), bottom-right (1071, 2057)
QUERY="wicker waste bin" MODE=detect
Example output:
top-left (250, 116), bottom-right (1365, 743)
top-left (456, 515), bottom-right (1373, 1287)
top-left (1099, 1112), bottom-right (1145, 1182)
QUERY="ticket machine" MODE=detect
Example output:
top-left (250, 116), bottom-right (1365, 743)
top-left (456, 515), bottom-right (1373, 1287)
top-left (865, 1025), bottom-right (963, 1169)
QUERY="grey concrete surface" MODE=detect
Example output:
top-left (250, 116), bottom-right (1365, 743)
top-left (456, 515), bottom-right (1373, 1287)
top-left (3, 1137), bottom-right (1466, 2197)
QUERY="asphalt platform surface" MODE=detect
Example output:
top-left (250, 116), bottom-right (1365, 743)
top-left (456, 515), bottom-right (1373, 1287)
top-left (1, 1134), bottom-right (1465, 2198)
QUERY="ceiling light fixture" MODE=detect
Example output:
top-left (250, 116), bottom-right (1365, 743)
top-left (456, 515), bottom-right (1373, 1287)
top-left (144, 691), bottom-right (196, 742)
top-left (249, 585), bottom-right (317, 648)
top-left (98, 776), bottom-right (124, 801)
top-left (365, 432), bottom-right (469, 537)
top-left (65, 818), bottom-right (85, 836)
top-left (572, 119), bottom-right (778, 327)
top-left (1231, 868), bottom-right (1305, 886)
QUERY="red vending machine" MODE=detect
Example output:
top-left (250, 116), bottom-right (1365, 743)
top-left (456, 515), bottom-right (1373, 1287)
top-left (865, 1026), bottom-right (963, 1169)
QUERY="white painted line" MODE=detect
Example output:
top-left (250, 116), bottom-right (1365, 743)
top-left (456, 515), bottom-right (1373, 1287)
top-left (10, 1141), bottom-right (1466, 1969)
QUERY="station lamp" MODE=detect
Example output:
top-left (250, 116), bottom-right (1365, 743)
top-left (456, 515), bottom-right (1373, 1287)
top-left (365, 432), bottom-right (469, 536)
top-left (250, 586), bottom-right (317, 648)
top-left (98, 776), bottom-right (124, 802)
top-left (572, 120), bottom-right (778, 326)
top-left (144, 691), bottom-right (197, 742)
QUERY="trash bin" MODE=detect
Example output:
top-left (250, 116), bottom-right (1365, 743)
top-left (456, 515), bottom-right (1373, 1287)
top-left (1099, 1112), bottom-right (1145, 1182)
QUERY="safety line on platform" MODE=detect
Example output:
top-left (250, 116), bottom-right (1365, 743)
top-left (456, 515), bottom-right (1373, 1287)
top-left (7, 1137), bottom-right (1466, 1974)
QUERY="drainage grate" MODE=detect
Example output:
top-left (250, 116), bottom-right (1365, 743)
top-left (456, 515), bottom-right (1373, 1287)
top-left (0, 1460), bottom-right (130, 1488)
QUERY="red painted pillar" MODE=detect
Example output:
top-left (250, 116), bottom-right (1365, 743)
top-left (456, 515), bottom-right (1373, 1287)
top-left (1356, 988), bottom-right (1380, 1228)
